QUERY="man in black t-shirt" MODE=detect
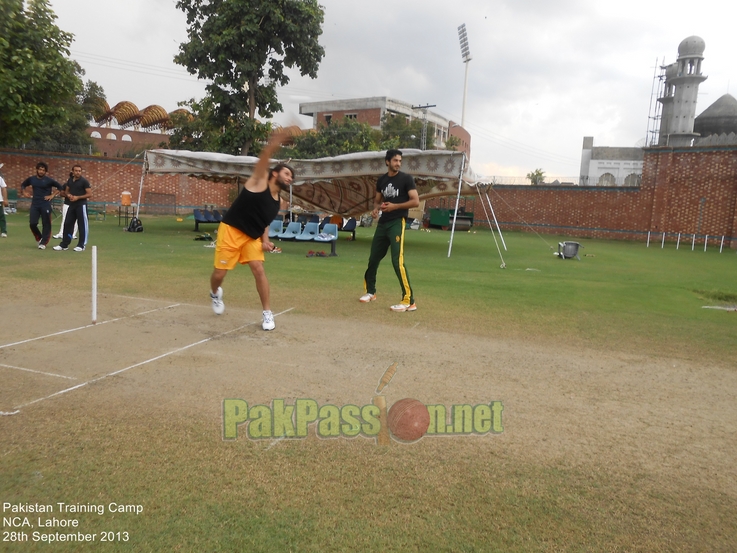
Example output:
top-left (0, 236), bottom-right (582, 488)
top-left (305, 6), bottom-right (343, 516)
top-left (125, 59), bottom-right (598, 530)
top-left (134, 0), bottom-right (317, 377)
top-left (359, 149), bottom-right (420, 312)
top-left (20, 162), bottom-right (62, 249)
top-left (53, 164), bottom-right (92, 252)
top-left (209, 130), bottom-right (294, 331)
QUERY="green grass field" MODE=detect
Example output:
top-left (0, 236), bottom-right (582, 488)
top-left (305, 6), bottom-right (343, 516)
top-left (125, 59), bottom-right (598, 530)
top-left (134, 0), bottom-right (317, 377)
top-left (1, 212), bottom-right (736, 552)
top-left (3, 212), bottom-right (736, 363)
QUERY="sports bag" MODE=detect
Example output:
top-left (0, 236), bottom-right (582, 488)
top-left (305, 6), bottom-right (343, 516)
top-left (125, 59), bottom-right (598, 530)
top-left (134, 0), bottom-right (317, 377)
top-left (127, 217), bottom-right (143, 232)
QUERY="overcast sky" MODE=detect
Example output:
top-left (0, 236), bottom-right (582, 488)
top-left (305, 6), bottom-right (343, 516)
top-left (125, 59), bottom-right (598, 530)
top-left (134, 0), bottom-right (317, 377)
top-left (49, 0), bottom-right (734, 179)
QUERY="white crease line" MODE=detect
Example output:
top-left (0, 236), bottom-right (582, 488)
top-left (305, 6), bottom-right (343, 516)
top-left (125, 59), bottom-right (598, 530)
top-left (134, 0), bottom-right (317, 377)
top-left (0, 304), bottom-right (181, 350)
top-left (0, 363), bottom-right (77, 380)
top-left (7, 308), bottom-right (295, 414)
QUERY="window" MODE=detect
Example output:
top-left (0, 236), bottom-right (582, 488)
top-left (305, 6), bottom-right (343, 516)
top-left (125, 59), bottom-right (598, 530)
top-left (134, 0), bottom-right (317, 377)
top-left (106, 133), bottom-right (117, 140)
top-left (90, 131), bottom-right (101, 139)
top-left (122, 134), bottom-right (132, 142)
top-left (324, 114), bottom-right (332, 125)
top-left (345, 113), bottom-right (357, 120)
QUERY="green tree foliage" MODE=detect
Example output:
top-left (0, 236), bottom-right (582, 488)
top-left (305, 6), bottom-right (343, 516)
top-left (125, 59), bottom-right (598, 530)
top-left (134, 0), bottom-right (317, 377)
top-left (281, 118), bottom-right (381, 159)
top-left (174, 0), bottom-right (325, 155)
top-left (27, 74), bottom-right (107, 152)
top-left (526, 168), bottom-right (545, 185)
top-left (0, 0), bottom-right (83, 147)
top-left (380, 114), bottom-right (436, 150)
top-left (445, 135), bottom-right (462, 151)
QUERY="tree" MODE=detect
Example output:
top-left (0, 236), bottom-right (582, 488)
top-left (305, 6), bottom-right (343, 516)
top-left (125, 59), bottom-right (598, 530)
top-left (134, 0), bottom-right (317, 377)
top-left (380, 114), bottom-right (435, 150)
top-left (445, 135), bottom-right (461, 151)
top-left (526, 168), bottom-right (545, 185)
top-left (26, 74), bottom-right (107, 153)
top-left (0, 0), bottom-right (83, 147)
top-left (281, 118), bottom-right (381, 159)
top-left (174, 0), bottom-right (325, 155)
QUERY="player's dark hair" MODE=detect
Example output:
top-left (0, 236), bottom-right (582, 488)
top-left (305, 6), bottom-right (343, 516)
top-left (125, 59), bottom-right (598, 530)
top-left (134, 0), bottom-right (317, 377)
top-left (271, 163), bottom-right (295, 179)
top-left (385, 149), bottom-right (402, 162)
top-left (72, 164), bottom-right (82, 171)
top-left (36, 162), bottom-right (48, 171)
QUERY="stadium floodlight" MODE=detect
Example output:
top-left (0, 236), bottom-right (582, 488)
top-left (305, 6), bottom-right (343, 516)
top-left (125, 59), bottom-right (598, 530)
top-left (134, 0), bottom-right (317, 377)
top-left (457, 24), bottom-right (472, 127)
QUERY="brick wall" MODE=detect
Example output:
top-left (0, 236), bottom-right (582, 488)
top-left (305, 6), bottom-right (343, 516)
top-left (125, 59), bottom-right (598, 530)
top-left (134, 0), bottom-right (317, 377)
top-left (427, 145), bottom-right (737, 246)
top-left (0, 148), bottom-right (234, 212)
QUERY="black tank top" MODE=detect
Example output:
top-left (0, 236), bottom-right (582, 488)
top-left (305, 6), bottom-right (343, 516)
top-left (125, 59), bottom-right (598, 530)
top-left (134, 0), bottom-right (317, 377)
top-left (222, 186), bottom-right (280, 239)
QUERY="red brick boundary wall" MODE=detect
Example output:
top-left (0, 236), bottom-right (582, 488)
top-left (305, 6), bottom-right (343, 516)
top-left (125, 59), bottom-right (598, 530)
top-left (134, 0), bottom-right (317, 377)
top-left (0, 148), bottom-right (233, 212)
top-left (428, 145), bottom-right (737, 247)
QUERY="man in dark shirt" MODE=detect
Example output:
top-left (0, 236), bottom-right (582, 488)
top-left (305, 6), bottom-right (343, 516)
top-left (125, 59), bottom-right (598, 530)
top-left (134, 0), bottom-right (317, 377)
top-left (359, 149), bottom-right (420, 312)
top-left (210, 130), bottom-right (294, 331)
top-left (53, 164), bottom-right (92, 252)
top-left (21, 162), bottom-right (62, 249)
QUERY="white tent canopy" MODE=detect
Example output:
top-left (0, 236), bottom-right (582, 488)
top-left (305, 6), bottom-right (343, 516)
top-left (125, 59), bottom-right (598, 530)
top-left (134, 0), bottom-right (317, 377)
top-left (144, 149), bottom-right (489, 217)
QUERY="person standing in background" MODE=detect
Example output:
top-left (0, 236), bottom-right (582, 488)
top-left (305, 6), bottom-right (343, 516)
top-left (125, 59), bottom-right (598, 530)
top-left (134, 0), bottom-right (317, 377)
top-left (53, 164), bottom-right (91, 252)
top-left (21, 162), bottom-right (62, 249)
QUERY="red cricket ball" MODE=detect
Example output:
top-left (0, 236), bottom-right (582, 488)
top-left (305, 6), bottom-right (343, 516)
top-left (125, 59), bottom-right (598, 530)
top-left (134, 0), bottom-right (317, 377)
top-left (387, 398), bottom-right (430, 442)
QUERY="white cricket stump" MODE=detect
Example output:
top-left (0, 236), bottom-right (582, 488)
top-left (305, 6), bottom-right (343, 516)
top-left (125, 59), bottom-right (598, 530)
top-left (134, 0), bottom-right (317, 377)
top-left (92, 245), bottom-right (97, 324)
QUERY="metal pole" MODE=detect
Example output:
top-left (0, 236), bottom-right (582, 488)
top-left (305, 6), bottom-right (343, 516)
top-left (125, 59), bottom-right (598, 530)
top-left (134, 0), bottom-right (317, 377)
top-left (447, 155), bottom-right (466, 258)
top-left (720, 235), bottom-right (725, 253)
top-left (462, 61), bottom-right (470, 128)
top-left (704, 235), bottom-right (708, 252)
top-left (484, 190), bottom-right (507, 251)
top-left (647, 231), bottom-right (650, 247)
top-left (92, 246), bottom-right (97, 324)
top-left (661, 232), bottom-right (665, 248)
top-left (135, 151), bottom-right (147, 219)
top-left (677, 233), bottom-right (681, 249)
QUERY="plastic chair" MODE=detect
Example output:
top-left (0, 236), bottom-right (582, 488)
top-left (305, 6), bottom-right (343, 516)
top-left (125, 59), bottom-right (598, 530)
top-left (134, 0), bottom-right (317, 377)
top-left (268, 219), bottom-right (284, 238)
top-left (277, 221), bottom-right (302, 240)
top-left (295, 222), bottom-right (320, 241)
top-left (314, 223), bottom-right (339, 256)
top-left (203, 210), bottom-right (218, 223)
top-left (212, 210), bottom-right (223, 222)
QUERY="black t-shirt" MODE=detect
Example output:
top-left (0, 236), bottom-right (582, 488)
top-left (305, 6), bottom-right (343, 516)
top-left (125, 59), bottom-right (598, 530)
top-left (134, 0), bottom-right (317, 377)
top-left (376, 171), bottom-right (416, 223)
top-left (63, 176), bottom-right (91, 206)
top-left (222, 186), bottom-right (280, 239)
top-left (21, 175), bottom-right (62, 204)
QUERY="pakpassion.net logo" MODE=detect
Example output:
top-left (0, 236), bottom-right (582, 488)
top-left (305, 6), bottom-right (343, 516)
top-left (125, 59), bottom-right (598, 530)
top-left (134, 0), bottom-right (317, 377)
top-left (222, 398), bottom-right (503, 443)
top-left (223, 363), bottom-right (503, 444)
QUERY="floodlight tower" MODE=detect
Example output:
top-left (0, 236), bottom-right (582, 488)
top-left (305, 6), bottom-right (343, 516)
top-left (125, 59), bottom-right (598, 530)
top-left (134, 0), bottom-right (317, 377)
top-left (457, 23), bottom-right (472, 128)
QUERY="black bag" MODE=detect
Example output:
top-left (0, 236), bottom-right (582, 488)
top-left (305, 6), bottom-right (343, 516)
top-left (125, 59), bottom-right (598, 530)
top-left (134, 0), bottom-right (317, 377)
top-left (127, 217), bottom-right (143, 232)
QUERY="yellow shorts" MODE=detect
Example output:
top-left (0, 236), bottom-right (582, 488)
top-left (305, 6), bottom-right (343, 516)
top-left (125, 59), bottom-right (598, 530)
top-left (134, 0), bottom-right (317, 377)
top-left (213, 223), bottom-right (264, 270)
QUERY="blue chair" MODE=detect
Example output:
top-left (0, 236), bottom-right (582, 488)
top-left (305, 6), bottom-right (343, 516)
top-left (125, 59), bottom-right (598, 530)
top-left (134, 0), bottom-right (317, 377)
top-left (314, 223), bottom-right (339, 256)
top-left (295, 222), bottom-right (319, 241)
top-left (213, 210), bottom-right (223, 222)
top-left (268, 219), bottom-right (284, 239)
top-left (203, 210), bottom-right (218, 223)
top-left (277, 221), bottom-right (302, 240)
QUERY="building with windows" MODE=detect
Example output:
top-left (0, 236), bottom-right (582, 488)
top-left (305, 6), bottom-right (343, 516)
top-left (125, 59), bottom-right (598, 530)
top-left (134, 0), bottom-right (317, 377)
top-left (579, 137), bottom-right (643, 187)
top-left (299, 97), bottom-right (471, 159)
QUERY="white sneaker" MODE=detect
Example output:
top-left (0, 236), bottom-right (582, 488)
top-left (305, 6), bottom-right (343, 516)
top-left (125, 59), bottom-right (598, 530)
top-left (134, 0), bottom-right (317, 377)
top-left (390, 303), bottom-right (417, 312)
top-left (1, 233), bottom-right (6, 237)
top-left (211, 287), bottom-right (224, 315)
top-left (73, 246), bottom-right (85, 252)
top-left (53, 245), bottom-right (68, 251)
top-left (359, 293), bottom-right (376, 303)
top-left (52, 233), bottom-right (63, 239)
top-left (262, 310), bottom-right (275, 331)
top-left (38, 244), bottom-right (46, 250)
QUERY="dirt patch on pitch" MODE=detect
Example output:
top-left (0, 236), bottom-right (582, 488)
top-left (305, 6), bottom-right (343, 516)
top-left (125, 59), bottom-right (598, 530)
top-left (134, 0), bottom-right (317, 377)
top-left (2, 290), bottom-right (736, 501)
